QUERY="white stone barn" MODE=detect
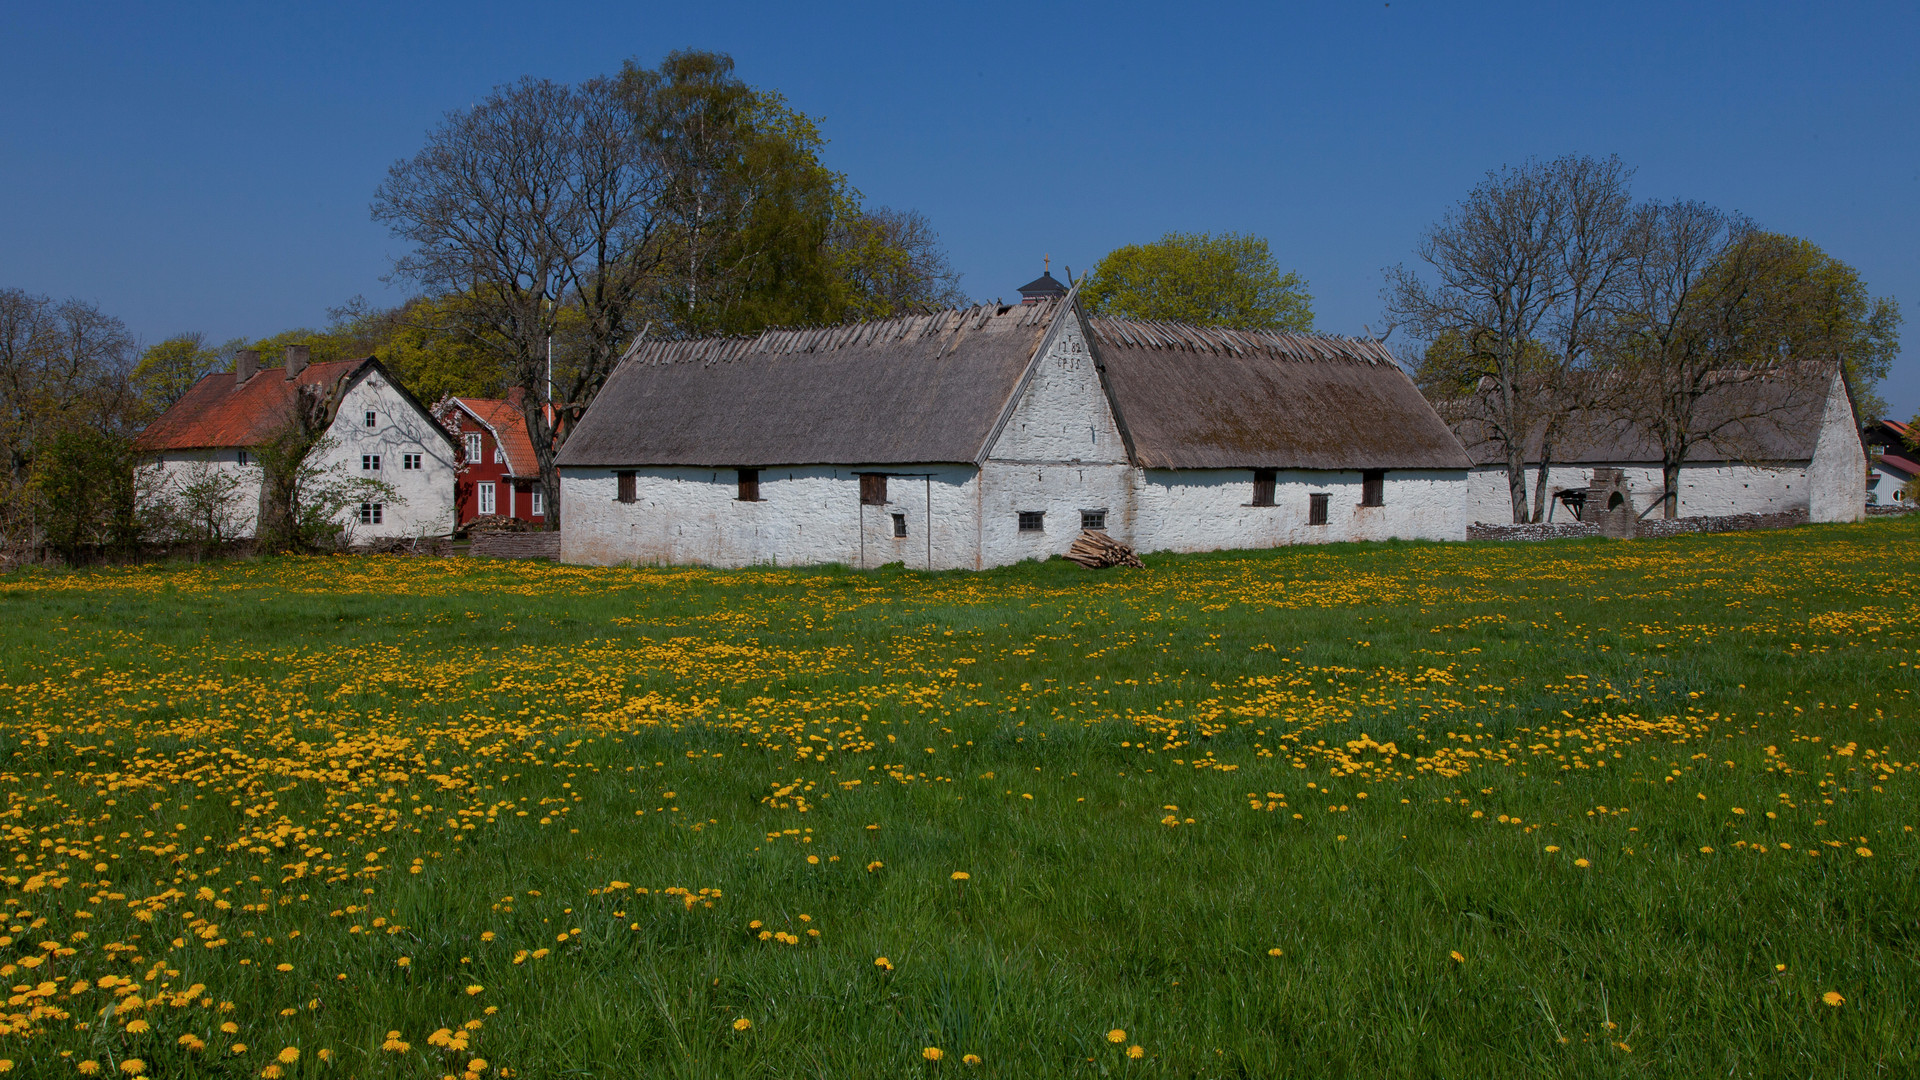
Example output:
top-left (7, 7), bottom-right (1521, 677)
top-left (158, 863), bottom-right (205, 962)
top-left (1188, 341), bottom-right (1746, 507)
top-left (1450, 365), bottom-right (1867, 525)
top-left (554, 296), bottom-right (1474, 569)
top-left (135, 348), bottom-right (458, 540)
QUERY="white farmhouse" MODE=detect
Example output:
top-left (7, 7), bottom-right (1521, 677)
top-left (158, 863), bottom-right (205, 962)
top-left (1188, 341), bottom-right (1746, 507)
top-left (555, 291), bottom-right (1473, 569)
top-left (135, 346), bottom-right (458, 540)
top-left (1450, 366), bottom-right (1867, 525)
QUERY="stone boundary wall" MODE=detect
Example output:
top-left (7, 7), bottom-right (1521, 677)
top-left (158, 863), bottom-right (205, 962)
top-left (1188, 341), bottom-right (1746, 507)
top-left (469, 531), bottom-right (561, 559)
top-left (1867, 504), bottom-right (1915, 516)
top-left (1468, 508), bottom-right (1810, 543)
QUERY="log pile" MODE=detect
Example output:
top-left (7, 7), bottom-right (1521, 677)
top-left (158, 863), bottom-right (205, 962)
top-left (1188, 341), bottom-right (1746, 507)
top-left (1065, 530), bottom-right (1144, 570)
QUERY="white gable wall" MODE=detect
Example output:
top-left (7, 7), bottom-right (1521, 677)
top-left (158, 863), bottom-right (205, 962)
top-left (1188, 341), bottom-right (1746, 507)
top-left (309, 371), bottom-right (458, 539)
top-left (137, 451), bottom-right (265, 539)
top-left (978, 314), bottom-right (1133, 566)
top-left (1806, 372), bottom-right (1867, 523)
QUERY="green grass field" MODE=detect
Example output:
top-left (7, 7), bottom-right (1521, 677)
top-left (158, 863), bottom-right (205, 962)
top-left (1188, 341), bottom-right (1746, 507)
top-left (0, 519), bottom-right (1915, 1078)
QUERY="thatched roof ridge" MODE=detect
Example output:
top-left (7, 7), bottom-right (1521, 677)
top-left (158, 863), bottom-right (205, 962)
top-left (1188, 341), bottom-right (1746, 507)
top-left (624, 302), bottom-right (1057, 369)
top-left (1088, 318), bottom-right (1394, 364)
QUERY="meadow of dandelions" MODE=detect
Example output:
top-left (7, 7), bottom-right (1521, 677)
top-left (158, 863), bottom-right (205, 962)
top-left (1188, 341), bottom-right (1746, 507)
top-left (0, 518), bottom-right (1914, 1076)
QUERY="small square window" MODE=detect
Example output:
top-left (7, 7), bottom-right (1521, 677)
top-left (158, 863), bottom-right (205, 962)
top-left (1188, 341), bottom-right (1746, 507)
top-left (737, 468), bottom-right (760, 502)
top-left (364, 410), bottom-right (377, 428)
top-left (1308, 493), bottom-right (1329, 526)
top-left (1361, 469), bottom-right (1385, 507)
top-left (362, 454), bottom-right (380, 472)
top-left (1081, 509), bottom-right (1106, 531)
top-left (358, 502), bottom-right (383, 525)
top-left (464, 433), bottom-right (482, 462)
top-left (493, 446), bottom-right (506, 465)
top-left (892, 512), bottom-right (907, 538)
top-left (1017, 511), bottom-right (1044, 533)
top-left (616, 471), bottom-right (636, 503)
top-left (402, 453), bottom-right (422, 470)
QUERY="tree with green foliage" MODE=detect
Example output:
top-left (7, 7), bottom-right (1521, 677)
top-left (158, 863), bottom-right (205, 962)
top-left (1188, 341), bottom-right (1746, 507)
top-left (1701, 232), bottom-right (1899, 421)
top-left (31, 428), bottom-right (138, 561)
top-left (1079, 232), bottom-right (1311, 330)
top-left (132, 333), bottom-right (221, 416)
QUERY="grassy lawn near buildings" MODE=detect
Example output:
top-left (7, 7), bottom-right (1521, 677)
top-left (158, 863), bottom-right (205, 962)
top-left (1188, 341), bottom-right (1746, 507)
top-left (0, 519), bottom-right (1914, 1078)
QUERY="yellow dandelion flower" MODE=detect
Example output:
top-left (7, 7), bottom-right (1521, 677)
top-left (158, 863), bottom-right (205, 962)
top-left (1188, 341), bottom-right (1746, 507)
top-left (277, 1047), bottom-right (299, 1064)
top-left (1856, 847), bottom-right (1873, 858)
top-left (468, 1060), bottom-right (488, 1073)
top-left (1573, 858), bottom-right (1590, 868)
top-left (1543, 845), bottom-right (1560, 853)
top-left (1823, 991), bottom-right (1845, 1007)
top-left (466, 984), bottom-right (485, 995)
top-left (950, 872), bottom-right (969, 881)
top-left (124, 1019), bottom-right (151, 1034)
top-left (0, 1060), bottom-right (12, 1072)
top-left (1450, 951), bottom-right (1466, 963)
top-left (276, 963), bottom-right (292, 972)
top-left (962, 1054), bottom-right (981, 1065)
top-left (231, 1044), bottom-right (248, 1055)
top-left (221, 1022), bottom-right (240, 1035)
top-left (923, 1047), bottom-right (944, 1061)
top-left (78, 1063), bottom-right (101, 1077)
top-left (1775, 963), bottom-right (1787, 972)
top-left (733, 1018), bottom-right (752, 1031)
top-left (1127, 1046), bottom-right (1145, 1059)
top-left (1699, 846), bottom-right (1714, 854)
top-left (1107, 1029), bottom-right (1127, 1044)
top-left (397, 956), bottom-right (412, 967)
top-left (317, 1050), bottom-right (332, 1062)
top-left (875, 956), bottom-right (893, 971)
top-left (259, 1068), bottom-right (281, 1080)
top-left (1267, 948), bottom-right (1283, 957)
top-left (119, 1062), bottom-right (146, 1076)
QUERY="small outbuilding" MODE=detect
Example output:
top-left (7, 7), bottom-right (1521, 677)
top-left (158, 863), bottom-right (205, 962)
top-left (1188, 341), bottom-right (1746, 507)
top-left (554, 295), bottom-right (1472, 569)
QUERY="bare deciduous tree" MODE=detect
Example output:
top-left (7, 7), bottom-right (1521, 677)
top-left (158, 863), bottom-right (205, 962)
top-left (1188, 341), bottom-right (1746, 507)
top-left (373, 76), bottom-right (668, 527)
top-left (1614, 202), bottom-right (1830, 518)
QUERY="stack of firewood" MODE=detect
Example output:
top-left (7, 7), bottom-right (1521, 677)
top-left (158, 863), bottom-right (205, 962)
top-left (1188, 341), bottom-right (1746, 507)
top-left (1065, 530), bottom-right (1144, 569)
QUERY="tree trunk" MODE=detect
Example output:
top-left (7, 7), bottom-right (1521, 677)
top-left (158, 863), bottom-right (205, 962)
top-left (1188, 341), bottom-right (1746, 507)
top-left (1505, 449), bottom-right (1531, 524)
top-left (1531, 438), bottom-right (1555, 525)
top-left (1661, 458), bottom-right (1682, 519)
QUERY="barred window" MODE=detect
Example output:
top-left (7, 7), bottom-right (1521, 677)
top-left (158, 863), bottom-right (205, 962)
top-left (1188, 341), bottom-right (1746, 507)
top-left (892, 512), bottom-right (907, 538)
top-left (1308, 493), bottom-right (1329, 526)
top-left (1017, 511), bottom-right (1044, 533)
top-left (1080, 509), bottom-right (1107, 531)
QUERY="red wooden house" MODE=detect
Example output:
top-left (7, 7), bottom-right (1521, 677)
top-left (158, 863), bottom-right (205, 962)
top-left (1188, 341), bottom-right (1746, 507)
top-left (434, 391), bottom-right (548, 528)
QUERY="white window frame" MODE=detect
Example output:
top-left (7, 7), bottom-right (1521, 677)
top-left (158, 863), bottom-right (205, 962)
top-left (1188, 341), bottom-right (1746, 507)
top-left (358, 502), bottom-right (382, 525)
top-left (529, 488), bottom-right (544, 516)
top-left (362, 454), bottom-right (380, 472)
top-left (364, 410), bottom-right (377, 428)
top-left (402, 453), bottom-right (422, 470)
top-left (478, 482), bottom-right (496, 516)
top-left (493, 445), bottom-right (507, 465)
top-left (464, 433), bottom-right (482, 463)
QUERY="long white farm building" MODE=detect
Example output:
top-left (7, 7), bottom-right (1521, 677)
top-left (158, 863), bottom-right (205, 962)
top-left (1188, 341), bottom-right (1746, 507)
top-left (554, 290), bottom-right (1476, 569)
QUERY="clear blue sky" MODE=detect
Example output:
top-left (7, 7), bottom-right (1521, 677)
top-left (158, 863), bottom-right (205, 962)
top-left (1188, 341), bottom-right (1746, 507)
top-left (4, 2), bottom-right (1916, 415)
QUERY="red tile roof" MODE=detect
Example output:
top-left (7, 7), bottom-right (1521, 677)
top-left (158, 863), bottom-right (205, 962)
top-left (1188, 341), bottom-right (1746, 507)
top-left (444, 390), bottom-right (540, 477)
top-left (134, 359), bottom-right (374, 452)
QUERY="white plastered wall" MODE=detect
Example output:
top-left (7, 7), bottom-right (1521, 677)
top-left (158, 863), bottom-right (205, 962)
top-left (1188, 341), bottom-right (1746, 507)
top-left (1806, 372), bottom-right (1866, 523)
top-left (137, 451), bottom-right (264, 538)
top-left (559, 465), bottom-right (982, 569)
top-left (309, 371), bottom-right (459, 539)
top-left (1464, 461), bottom-right (1811, 523)
top-left (1129, 469), bottom-right (1467, 553)
top-left (977, 313), bottom-right (1134, 566)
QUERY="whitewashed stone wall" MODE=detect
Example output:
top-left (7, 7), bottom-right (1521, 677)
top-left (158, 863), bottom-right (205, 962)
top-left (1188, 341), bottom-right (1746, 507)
top-left (1464, 462), bottom-right (1812, 524)
top-left (1806, 373), bottom-right (1867, 523)
top-left (560, 465), bottom-right (982, 569)
top-left (977, 315), bottom-right (1133, 566)
top-left (1127, 469), bottom-right (1467, 553)
top-left (138, 451), bottom-right (264, 538)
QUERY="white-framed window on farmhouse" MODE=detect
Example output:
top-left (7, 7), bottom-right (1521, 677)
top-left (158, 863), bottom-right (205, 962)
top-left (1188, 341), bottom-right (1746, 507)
top-left (530, 488), bottom-right (544, 516)
top-left (402, 453), bottom-right (422, 470)
top-left (362, 454), bottom-right (381, 472)
top-left (464, 433), bottom-right (482, 463)
top-left (478, 482), bottom-right (496, 516)
top-left (493, 445), bottom-right (506, 464)
top-left (364, 410), bottom-right (377, 428)
top-left (358, 502), bottom-right (383, 525)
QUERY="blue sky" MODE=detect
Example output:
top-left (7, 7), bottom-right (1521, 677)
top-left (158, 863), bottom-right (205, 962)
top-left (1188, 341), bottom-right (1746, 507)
top-left (4, 2), bottom-right (1916, 415)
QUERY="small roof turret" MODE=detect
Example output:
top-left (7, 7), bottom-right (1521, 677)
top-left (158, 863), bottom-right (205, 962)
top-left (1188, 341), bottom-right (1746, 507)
top-left (1017, 257), bottom-right (1069, 304)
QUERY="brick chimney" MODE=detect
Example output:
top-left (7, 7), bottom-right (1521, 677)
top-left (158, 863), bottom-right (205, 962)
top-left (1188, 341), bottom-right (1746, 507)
top-left (285, 344), bottom-right (309, 380)
top-left (235, 349), bottom-right (259, 386)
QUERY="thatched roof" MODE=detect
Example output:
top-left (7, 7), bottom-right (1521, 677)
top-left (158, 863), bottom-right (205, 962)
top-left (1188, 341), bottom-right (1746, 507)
top-left (557, 300), bottom-right (1474, 471)
top-left (1441, 367), bottom-right (1845, 467)
top-left (1087, 319), bottom-right (1472, 470)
